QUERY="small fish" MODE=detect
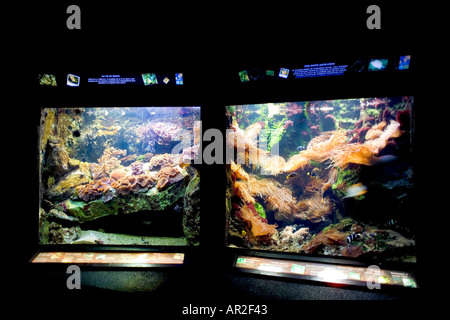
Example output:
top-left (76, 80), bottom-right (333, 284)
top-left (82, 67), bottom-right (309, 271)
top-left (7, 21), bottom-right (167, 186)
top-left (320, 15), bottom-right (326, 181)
top-left (346, 233), bottom-right (363, 243)
top-left (297, 145), bottom-right (306, 151)
top-left (386, 219), bottom-right (397, 227)
top-left (343, 183), bottom-right (367, 199)
top-left (142, 220), bottom-right (152, 226)
top-left (241, 230), bottom-right (247, 236)
top-left (307, 168), bottom-right (319, 178)
top-left (286, 172), bottom-right (297, 180)
top-left (174, 204), bottom-right (183, 213)
top-left (72, 130), bottom-right (81, 137)
top-left (371, 155), bottom-right (398, 165)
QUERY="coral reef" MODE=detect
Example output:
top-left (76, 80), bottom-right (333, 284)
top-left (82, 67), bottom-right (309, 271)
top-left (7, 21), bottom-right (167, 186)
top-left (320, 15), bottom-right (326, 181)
top-left (111, 174), bottom-right (156, 196)
top-left (130, 161), bottom-right (144, 175)
top-left (110, 168), bottom-right (128, 181)
top-left (148, 153), bottom-right (180, 170)
top-left (156, 165), bottom-right (186, 190)
top-left (135, 121), bottom-right (181, 151)
top-left (279, 226), bottom-right (309, 251)
top-left (76, 178), bottom-right (114, 202)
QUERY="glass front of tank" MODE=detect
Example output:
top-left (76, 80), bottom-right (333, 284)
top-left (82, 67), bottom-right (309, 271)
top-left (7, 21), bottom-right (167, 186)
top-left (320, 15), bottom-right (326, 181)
top-left (225, 97), bottom-right (416, 263)
top-left (39, 107), bottom-right (201, 246)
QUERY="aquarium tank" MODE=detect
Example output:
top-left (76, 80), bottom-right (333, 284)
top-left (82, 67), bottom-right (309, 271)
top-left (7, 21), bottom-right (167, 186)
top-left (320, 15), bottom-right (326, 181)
top-left (225, 97), bottom-right (416, 263)
top-left (38, 107), bottom-right (200, 246)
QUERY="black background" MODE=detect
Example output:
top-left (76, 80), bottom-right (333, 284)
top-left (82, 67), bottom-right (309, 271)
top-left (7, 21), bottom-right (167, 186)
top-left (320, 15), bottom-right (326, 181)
top-left (9, 1), bottom-right (439, 317)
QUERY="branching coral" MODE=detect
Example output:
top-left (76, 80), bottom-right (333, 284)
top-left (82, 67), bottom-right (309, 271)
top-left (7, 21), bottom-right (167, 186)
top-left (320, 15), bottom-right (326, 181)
top-left (76, 178), bottom-right (113, 202)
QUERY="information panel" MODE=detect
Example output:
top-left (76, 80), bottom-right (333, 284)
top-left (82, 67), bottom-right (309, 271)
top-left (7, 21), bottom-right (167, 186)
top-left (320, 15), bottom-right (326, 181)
top-left (235, 255), bottom-right (417, 288)
top-left (31, 252), bottom-right (185, 266)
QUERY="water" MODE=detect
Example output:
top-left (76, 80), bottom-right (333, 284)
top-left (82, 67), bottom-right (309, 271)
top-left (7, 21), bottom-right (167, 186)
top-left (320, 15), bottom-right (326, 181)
top-left (38, 106), bottom-right (201, 246)
top-left (226, 97), bottom-right (416, 263)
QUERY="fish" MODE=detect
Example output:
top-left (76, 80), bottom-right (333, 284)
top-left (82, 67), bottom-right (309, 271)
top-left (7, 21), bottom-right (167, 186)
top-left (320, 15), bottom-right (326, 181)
top-left (297, 145), bottom-right (306, 151)
top-left (174, 204), bottom-right (183, 213)
top-left (307, 168), bottom-right (319, 178)
top-left (347, 232), bottom-right (376, 243)
top-left (286, 172), bottom-right (297, 180)
top-left (346, 233), bottom-right (363, 243)
top-left (343, 183), bottom-right (367, 199)
top-left (371, 155), bottom-right (398, 165)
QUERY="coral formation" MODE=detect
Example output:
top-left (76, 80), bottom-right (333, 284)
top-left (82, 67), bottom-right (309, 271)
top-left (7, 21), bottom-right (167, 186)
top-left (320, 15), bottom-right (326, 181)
top-left (302, 228), bottom-right (348, 254)
top-left (236, 203), bottom-right (277, 239)
top-left (111, 174), bottom-right (156, 196)
top-left (156, 165), bottom-right (185, 190)
top-left (148, 153), bottom-right (180, 170)
top-left (76, 178), bottom-right (114, 202)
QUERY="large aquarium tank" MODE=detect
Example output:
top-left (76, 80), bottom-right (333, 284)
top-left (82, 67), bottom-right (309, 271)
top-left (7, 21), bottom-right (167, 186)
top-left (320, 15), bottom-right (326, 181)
top-left (38, 106), bottom-right (201, 246)
top-left (225, 96), bottom-right (416, 263)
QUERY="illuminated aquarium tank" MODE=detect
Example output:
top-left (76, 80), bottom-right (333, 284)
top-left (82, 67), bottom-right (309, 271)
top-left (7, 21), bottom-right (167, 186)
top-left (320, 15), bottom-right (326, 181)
top-left (225, 97), bottom-right (416, 263)
top-left (38, 107), bottom-right (200, 246)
